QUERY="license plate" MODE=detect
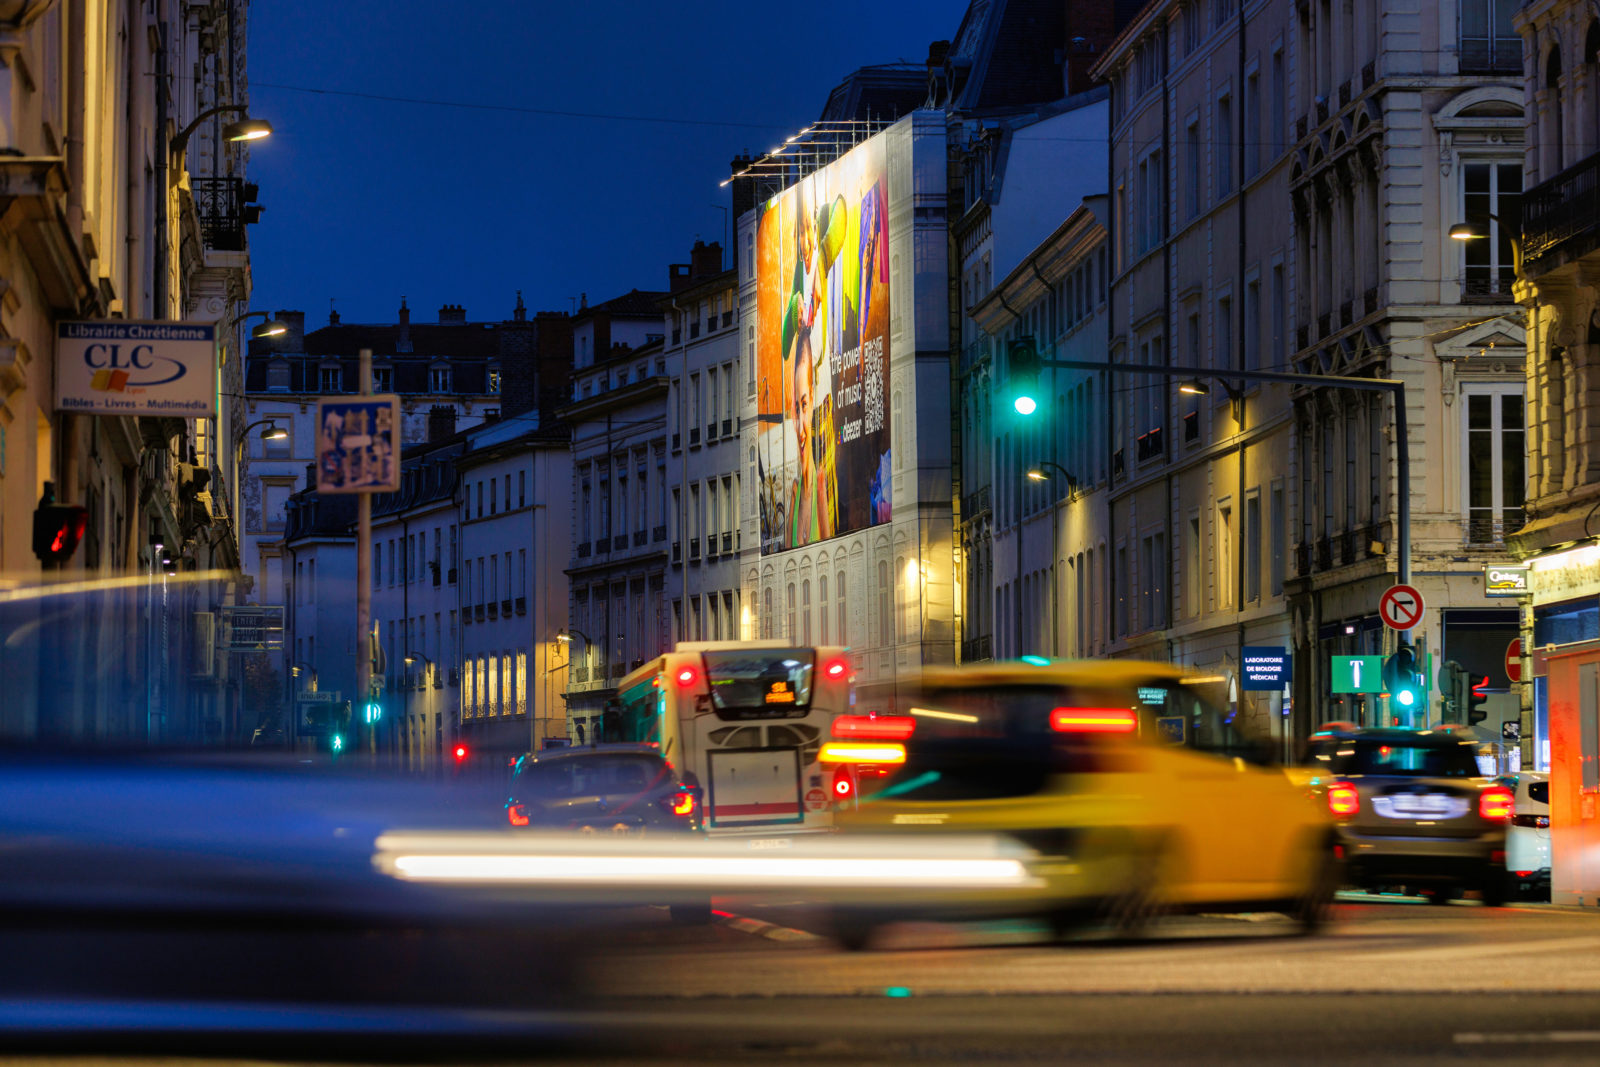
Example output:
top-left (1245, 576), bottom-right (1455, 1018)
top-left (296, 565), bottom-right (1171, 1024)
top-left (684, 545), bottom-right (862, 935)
top-left (746, 837), bottom-right (793, 850)
top-left (1373, 794), bottom-right (1468, 819)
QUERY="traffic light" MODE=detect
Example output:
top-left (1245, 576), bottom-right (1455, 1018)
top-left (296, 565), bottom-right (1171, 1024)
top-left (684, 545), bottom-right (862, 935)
top-left (362, 700), bottom-right (382, 724)
top-left (1008, 336), bottom-right (1041, 415)
top-left (329, 732), bottom-right (346, 755)
top-left (32, 483), bottom-right (88, 566)
top-left (1467, 674), bottom-right (1490, 725)
top-left (1439, 660), bottom-right (1468, 723)
top-left (453, 743), bottom-right (469, 763)
top-left (1383, 644), bottom-right (1423, 712)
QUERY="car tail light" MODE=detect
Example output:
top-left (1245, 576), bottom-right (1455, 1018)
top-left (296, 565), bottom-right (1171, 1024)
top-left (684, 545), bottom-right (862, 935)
top-left (507, 803), bottom-right (530, 827)
top-left (1049, 707), bottom-right (1137, 733)
top-left (675, 665), bottom-right (699, 688)
top-left (832, 768), bottom-right (855, 802)
top-left (831, 714), bottom-right (915, 740)
top-left (671, 790), bottom-right (696, 817)
top-left (819, 741), bottom-right (906, 765)
top-left (1515, 870), bottom-right (1534, 877)
top-left (1512, 814), bottom-right (1550, 828)
top-left (1327, 780), bottom-right (1360, 818)
top-left (1479, 786), bottom-right (1515, 821)
top-left (824, 658), bottom-right (849, 679)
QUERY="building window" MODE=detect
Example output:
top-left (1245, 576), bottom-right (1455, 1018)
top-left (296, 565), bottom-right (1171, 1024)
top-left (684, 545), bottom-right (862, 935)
top-left (786, 583), bottom-right (797, 641)
top-left (1245, 492), bottom-right (1261, 603)
top-left (372, 367), bottom-right (392, 392)
top-left (1462, 162), bottom-right (1521, 302)
top-left (1244, 71), bottom-right (1261, 180)
top-left (1270, 483), bottom-right (1285, 596)
top-left (1460, 0), bottom-right (1521, 74)
top-left (877, 561), bottom-right (891, 647)
top-left (318, 365), bottom-right (342, 392)
top-left (1464, 385), bottom-right (1526, 543)
top-left (266, 359), bottom-right (290, 391)
top-left (836, 570), bottom-right (847, 644)
top-left (1216, 93), bottom-right (1233, 196)
top-left (430, 365), bottom-right (452, 393)
top-left (1185, 119), bottom-right (1201, 219)
top-left (1217, 502), bottom-right (1233, 609)
top-left (488, 368), bottom-right (502, 393)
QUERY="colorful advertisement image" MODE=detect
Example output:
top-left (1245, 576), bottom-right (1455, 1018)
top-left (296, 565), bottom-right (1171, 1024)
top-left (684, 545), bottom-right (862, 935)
top-left (756, 136), bottom-right (891, 553)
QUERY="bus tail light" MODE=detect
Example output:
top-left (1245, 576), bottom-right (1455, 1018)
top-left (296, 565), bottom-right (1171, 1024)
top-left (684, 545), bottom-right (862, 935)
top-left (1479, 786), bottom-right (1515, 821)
top-left (1327, 780), bottom-right (1361, 818)
top-left (675, 666), bottom-right (699, 688)
top-left (1048, 708), bottom-right (1137, 733)
top-left (831, 715), bottom-right (916, 741)
top-left (824, 658), bottom-right (849, 679)
top-left (507, 804), bottom-right (530, 827)
top-left (819, 741), bottom-right (906, 765)
top-left (832, 769), bottom-right (855, 802)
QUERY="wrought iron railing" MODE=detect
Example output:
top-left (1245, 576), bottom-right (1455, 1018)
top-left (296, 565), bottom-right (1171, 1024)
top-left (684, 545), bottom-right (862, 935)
top-left (1523, 151), bottom-right (1600, 271)
top-left (192, 177), bottom-right (249, 251)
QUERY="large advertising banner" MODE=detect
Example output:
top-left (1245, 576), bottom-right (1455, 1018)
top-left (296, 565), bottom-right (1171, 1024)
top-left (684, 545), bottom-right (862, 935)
top-left (756, 135), bottom-right (891, 553)
top-left (55, 321), bottom-right (217, 416)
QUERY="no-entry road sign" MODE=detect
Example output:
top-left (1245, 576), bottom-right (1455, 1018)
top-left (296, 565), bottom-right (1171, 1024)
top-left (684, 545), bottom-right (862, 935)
top-left (1506, 638), bottom-right (1523, 684)
top-left (1379, 584), bottom-right (1425, 631)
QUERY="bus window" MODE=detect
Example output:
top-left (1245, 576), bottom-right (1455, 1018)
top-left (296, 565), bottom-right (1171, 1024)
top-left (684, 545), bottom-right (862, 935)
top-left (702, 650), bottom-right (816, 719)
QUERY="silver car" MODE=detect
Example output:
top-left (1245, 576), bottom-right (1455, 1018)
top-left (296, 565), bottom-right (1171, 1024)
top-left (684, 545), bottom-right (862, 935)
top-left (1506, 772), bottom-right (1551, 900)
top-left (1305, 726), bottom-right (1513, 905)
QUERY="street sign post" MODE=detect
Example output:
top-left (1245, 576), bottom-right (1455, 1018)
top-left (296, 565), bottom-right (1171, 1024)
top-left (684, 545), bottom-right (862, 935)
top-left (1379, 584), bottom-right (1425, 631)
top-left (1505, 638), bottom-right (1524, 683)
top-left (1502, 720), bottom-right (1521, 742)
top-left (1331, 655), bottom-right (1386, 693)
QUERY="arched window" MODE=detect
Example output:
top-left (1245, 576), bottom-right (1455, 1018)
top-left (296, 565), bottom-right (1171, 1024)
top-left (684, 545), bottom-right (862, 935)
top-left (786, 583), bottom-right (797, 641)
top-left (801, 579), bottom-right (812, 645)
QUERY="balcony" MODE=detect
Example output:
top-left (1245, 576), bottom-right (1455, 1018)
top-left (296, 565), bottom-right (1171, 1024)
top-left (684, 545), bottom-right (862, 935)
top-left (633, 529), bottom-right (647, 547)
top-left (487, 602), bottom-right (499, 620)
top-left (613, 533), bottom-right (627, 551)
top-left (961, 485), bottom-right (991, 519)
top-left (609, 663), bottom-right (625, 679)
top-left (690, 540), bottom-right (701, 561)
top-left (672, 541), bottom-right (682, 563)
top-left (722, 311), bottom-right (734, 328)
top-left (577, 542), bottom-right (591, 558)
top-left (502, 598), bottom-right (513, 615)
top-left (1112, 448), bottom-right (1126, 478)
top-left (1462, 276), bottom-right (1517, 305)
top-left (705, 535), bottom-right (717, 558)
top-left (474, 604), bottom-right (485, 622)
top-left (572, 664), bottom-right (588, 683)
top-left (706, 423), bottom-right (716, 441)
top-left (1523, 151), bottom-right (1600, 274)
top-left (689, 427), bottom-right (700, 446)
top-left (516, 596), bottom-right (526, 614)
top-left (722, 531), bottom-right (733, 554)
top-left (689, 321), bottom-right (700, 339)
top-left (1136, 427), bottom-right (1164, 462)
top-left (192, 177), bottom-right (256, 252)
top-left (594, 539), bottom-right (608, 556)
top-left (722, 418), bottom-right (733, 437)
top-left (653, 524), bottom-right (667, 542)
top-left (705, 318), bottom-right (716, 334)
top-left (1295, 542), bottom-right (1310, 576)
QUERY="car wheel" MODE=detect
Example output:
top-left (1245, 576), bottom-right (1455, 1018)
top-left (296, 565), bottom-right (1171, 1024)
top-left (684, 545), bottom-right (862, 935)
top-left (1422, 886), bottom-right (1455, 906)
top-left (1480, 872), bottom-right (1509, 908)
top-left (1105, 836), bottom-right (1176, 936)
top-left (832, 910), bottom-right (878, 952)
top-left (669, 900), bottom-right (714, 925)
top-left (1290, 843), bottom-right (1340, 933)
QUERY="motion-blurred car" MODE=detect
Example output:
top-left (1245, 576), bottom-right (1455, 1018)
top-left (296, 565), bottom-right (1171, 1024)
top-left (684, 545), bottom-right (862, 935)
top-left (829, 661), bottom-right (1337, 948)
top-left (505, 744), bottom-right (703, 835)
top-left (1506, 771), bottom-right (1550, 900)
top-left (1303, 724), bottom-right (1513, 905)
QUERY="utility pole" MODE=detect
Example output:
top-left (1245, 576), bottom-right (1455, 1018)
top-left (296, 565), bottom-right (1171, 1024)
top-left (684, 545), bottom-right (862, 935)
top-left (356, 347), bottom-right (373, 757)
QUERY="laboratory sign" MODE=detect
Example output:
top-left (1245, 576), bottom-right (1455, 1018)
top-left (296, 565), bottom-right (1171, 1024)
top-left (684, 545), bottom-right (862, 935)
top-left (56, 320), bottom-right (216, 417)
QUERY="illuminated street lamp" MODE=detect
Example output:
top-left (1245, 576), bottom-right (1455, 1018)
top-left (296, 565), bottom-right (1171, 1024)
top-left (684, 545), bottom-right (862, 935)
top-left (229, 309), bottom-right (289, 340)
top-left (1449, 213), bottom-right (1523, 274)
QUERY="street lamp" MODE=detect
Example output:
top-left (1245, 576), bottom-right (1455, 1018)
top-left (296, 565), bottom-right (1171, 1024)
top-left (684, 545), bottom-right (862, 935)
top-left (1176, 377), bottom-right (1245, 420)
top-left (290, 661), bottom-right (317, 691)
top-left (1449, 213), bottom-right (1523, 275)
top-left (229, 310), bottom-right (289, 340)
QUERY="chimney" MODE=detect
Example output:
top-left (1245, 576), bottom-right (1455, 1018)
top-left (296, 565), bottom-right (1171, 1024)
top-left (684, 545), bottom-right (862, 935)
top-left (397, 296), bottom-right (412, 353)
top-left (691, 240), bottom-right (723, 280)
top-left (274, 310), bottom-right (306, 349)
top-left (730, 155), bottom-right (758, 271)
top-left (668, 263), bottom-right (692, 293)
top-left (427, 405), bottom-right (457, 443)
top-left (439, 303), bottom-right (467, 323)
top-left (304, 463), bottom-right (317, 490)
top-left (328, 307), bottom-right (340, 326)
top-left (513, 290), bottom-right (526, 323)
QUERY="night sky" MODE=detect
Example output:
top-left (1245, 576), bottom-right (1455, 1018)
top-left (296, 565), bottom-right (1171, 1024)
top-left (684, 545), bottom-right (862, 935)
top-left (246, 0), bottom-right (970, 327)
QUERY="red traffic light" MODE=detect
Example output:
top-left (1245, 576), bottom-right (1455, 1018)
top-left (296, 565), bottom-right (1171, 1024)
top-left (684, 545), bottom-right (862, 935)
top-left (453, 744), bottom-right (469, 762)
top-left (32, 502), bottom-right (88, 565)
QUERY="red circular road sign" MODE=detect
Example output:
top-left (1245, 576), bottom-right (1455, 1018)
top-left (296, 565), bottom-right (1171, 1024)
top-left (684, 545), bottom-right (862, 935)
top-left (1379, 584), bottom-right (1425, 630)
top-left (1506, 638), bottom-right (1523, 683)
top-left (805, 787), bottom-right (829, 812)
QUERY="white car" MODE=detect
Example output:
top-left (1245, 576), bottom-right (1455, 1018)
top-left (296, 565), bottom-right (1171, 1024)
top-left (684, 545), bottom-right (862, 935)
top-left (1506, 772), bottom-right (1550, 900)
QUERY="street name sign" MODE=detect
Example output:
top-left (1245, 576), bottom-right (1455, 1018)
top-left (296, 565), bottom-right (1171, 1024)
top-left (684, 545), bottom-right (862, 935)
top-left (315, 396), bottom-right (402, 493)
top-left (1330, 655), bottom-right (1385, 693)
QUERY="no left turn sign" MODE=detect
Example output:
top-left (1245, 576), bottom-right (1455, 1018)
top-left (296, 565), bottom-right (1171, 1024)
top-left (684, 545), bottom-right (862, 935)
top-left (1380, 584), bottom-right (1425, 631)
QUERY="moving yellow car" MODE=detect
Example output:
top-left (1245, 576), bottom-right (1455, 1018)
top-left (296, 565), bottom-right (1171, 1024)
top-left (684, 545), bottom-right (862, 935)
top-left (830, 661), bottom-right (1337, 948)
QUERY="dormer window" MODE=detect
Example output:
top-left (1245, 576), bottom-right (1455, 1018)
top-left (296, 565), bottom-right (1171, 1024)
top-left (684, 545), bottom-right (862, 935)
top-left (488, 367), bottom-right (502, 393)
top-left (318, 363), bottom-right (342, 393)
top-left (429, 363), bottom-right (452, 393)
top-left (373, 366), bottom-right (393, 392)
top-left (266, 359), bottom-right (290, 391)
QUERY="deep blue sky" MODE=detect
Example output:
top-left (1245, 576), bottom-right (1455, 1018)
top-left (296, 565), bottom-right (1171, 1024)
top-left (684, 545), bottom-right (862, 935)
top-left (246, 0), bottom-right (970, 327)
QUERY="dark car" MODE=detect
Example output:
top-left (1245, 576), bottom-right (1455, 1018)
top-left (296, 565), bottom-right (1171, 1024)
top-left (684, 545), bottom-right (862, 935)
top-left (1303, 725), bottom-right (1512, 905)
top-left (505, 744), bottom-right (703, 836)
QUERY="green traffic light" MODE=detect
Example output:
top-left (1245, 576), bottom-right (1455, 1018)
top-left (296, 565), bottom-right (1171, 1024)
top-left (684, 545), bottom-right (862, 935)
top-left (1014, 395), bottom-right (1038, 415)
top-left (1395, 689), bottom-right (1416, 708)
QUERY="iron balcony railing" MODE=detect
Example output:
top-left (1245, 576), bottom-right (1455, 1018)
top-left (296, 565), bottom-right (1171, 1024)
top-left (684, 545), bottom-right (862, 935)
top-left (1523, 151), bottom-right (1600, 273)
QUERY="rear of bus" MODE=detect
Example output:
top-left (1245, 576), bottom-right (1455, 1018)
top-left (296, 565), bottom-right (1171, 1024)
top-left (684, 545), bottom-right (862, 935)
top-left (668, 642), bottom-right (851, 835)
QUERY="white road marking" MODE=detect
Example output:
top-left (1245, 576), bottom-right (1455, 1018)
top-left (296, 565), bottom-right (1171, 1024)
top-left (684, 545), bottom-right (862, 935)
top-left (1455, 1031), bottom-right (1600, 1044)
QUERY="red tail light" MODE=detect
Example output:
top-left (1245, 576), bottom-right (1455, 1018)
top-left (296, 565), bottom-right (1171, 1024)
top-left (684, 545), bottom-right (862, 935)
top-left (1479, 786), bottom-right (1515, 821)
top-left (675, 666), bottom-right (699, 688)
top-left (832, 768), bottom-right (855, 802)
top-left (1327, 780), bottom-right (1360, 818)
top-left (507, 803), bottom-right (530, 827)
top-left (1049, 707), bottom-right (1137, 733)
top-left (831, 714), bottom-right (915, 740)
top-left (824, 659), bottom-right (849, 679)
top-left (671, 791), bottom-right (696, 817)
top-left (819, 741), bottom-right (906, 765)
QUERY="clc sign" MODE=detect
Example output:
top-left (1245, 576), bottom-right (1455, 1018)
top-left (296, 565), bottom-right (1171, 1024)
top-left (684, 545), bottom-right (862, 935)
top-left (56, 321), bottom-right (216, 417)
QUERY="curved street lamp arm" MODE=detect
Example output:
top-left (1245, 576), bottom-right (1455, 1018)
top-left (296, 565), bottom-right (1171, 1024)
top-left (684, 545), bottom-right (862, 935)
top-left (170, 104), bottom-right (249, 172)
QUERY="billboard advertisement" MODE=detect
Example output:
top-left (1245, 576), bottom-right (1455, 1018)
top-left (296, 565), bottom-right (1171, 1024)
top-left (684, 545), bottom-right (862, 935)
top-left (55, 321), bottom-right (217, 416)
top-left (755, 135), bottom-right (891, 553)
top-left (315, 396), bottom-right (402, 493)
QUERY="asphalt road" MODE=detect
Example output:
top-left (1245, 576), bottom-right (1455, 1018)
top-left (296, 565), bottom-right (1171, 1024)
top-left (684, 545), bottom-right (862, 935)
top-left (5, 896), bottom-right (1600, 1064)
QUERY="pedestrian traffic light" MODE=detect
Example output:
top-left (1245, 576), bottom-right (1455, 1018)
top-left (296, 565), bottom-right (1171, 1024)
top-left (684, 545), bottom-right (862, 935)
top-left (453, 743), bottom-right (469, 763)
top-left (32, 483), bottom-right (88, 566)
top-left (330, 732), bottom-right (345, 755)
top-left (1467, 674), bottom-right (1490, 725)
top-left (1439, 659), bottom-right (1468, 723)
top-left (1008, 337), bottom-right (1040, 415)
top-left (1383, 644), bottom-right (1422, 711)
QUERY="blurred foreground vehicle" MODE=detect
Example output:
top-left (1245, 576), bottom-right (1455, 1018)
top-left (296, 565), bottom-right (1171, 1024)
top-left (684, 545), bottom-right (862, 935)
top-left (1505, 772), bottom-right (1550, 900)
top-left (828, 661), bottom-right (1337, 948)
top-left (1304, 724), bottom-right (1513, 905)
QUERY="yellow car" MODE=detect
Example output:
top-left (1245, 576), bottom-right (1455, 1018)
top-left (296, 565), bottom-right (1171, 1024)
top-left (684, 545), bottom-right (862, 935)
top-left (830, 661), bottom-right (1337, 947)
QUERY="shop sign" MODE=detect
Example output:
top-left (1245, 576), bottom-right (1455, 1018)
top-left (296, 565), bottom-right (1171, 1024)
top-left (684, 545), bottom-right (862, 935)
top-left (1483, 565), bottom-right (1529, 596)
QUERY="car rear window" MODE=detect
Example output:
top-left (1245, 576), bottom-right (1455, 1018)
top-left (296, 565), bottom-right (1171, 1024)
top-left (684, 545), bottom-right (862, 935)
top-left (879, 685), bottom-right (1135, 801)
top-left (1528, 780), bottom-right (1549, 805)
top-left (1331, 741), bottom-right (1481, 778)
top-left (515, 755), bottom-right (667, 799)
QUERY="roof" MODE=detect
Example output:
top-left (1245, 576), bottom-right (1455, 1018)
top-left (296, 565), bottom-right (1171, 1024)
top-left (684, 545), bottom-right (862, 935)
top-left (575, 289), bottom-right (670, 321)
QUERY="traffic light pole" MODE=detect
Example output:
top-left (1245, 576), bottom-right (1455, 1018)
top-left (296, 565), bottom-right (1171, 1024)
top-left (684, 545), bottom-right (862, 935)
top-left (356, 348), bottom-right (373, 758)
top-left (1036, 360), bottom-right (1410, 590)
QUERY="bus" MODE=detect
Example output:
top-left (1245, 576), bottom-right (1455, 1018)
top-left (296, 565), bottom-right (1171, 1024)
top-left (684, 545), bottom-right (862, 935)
top-left (610, 642), bottom-right (855, 834)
